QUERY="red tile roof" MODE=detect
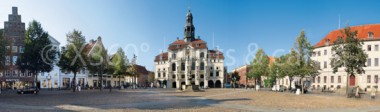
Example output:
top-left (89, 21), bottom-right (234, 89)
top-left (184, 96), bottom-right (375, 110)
top-left (134, 65), bottom-right (149, 75)
top-left (314, 24), bottom-right (380, 48)
top-left (154, 52), bottom-right (168, 62)
top-left (268, 56), bottom-right (275, 64)
top-left (168, 39), bottom-right (207, 51)
top-left (84, 40), bottom-right (97, 55)
top-left (208, 50), bottom-right (224, 59)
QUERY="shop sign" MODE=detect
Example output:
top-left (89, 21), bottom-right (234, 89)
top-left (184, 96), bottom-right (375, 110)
top-left (6, 79), bottom-right (19, 82)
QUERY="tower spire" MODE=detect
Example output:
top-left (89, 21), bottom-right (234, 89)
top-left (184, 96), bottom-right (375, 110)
top-left (184, 7), bottom-right (195, 42)
top-left (188, 0), bottom-right (191, 11)
top-left (339, 15), bottom-right (341, 29)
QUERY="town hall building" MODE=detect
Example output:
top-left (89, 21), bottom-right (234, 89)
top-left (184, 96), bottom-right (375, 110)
top-left (154, 9), bottom-right (225, 89)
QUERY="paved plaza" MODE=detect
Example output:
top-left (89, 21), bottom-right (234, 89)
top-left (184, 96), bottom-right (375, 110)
top-left (0, 89), bottom-right (379, 112)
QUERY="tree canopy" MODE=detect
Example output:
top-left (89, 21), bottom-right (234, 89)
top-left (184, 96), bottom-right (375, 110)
top-left (248, 48), bottom-right (269, 86)
top-left (17, 20), bottom-right (57, 87)
top-left (58, 29), bottom-right (87, 92)
top-left (111, 47), bottom-right (127, 88)
top-left (330, 26), bottom-right (368, 97)
top-left (0, 29), bottom-right (6, 72)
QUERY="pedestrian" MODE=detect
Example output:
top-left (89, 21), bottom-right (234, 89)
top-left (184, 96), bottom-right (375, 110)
top-left (355, 86), bottom-right (360, 98)
top-left (371, 87), bottom-right (376, 99)
top-left (78, 85), bottom-right (81, 92)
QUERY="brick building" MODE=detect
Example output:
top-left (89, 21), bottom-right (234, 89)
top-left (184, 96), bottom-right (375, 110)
top-left (231, 57), bottom-right (275, 88)
top-left (0, 7), bottom-right (32, 90)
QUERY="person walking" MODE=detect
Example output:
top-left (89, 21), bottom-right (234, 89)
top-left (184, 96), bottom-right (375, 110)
top-left (371, 87), bottom-right (376, 99)
top-left (355, 86), bottom-right (360, 98)
top-left (78, 84), bottom-right (81, 92)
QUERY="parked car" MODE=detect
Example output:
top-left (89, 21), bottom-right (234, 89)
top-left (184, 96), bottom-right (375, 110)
top-left (17, 87), bottom-right (39, 94)
top-left (272, 85), bottom-right (285, 92)
top-left (225, 83), bottom-right (231, 88)
top-left (290, 85), bottom-right (308, 93)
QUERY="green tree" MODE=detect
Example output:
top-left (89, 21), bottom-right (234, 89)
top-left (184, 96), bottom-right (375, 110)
top-left (58, 30), bottom-right (87, 92)
top-left (17, 20), bottom-right (57, 89)
top-left (277, 49), bottom-right (298, 91)
top-left (267, 59), bottom-right (280, 88)
top-left (86, 37), bottom-right (109, 92)
top-left (127, 55), bottom-right (138, 89)
top-left (293, 30), bottom-right (320, 94)
top-left (147, 72), bottom-right (155, 84)
top-left (330, 26), bottom-right (368, 97)
top-left (248, 48), bottom-right (269, 89)
top-left (111, 48), bottom-right (127, 90)
top-left (127, 64), bottom-right (138, 89)
top-left (0, 29), bottom-right (6, 73)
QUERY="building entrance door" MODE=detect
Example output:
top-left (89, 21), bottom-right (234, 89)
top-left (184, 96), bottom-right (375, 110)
top-left (350, 75), bottom-right (355, 86)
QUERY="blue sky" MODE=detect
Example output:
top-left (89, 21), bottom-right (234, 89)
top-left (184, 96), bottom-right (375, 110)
top-left (1, 0), bottom-right (380, 71)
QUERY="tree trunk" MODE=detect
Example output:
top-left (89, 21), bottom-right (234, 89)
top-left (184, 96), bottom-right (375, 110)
top-left (301, 77), bottom-right (304, 94)
top-left (35, 71), bottom-right (38, 91)
top-left (109, 75), bottom-right (112, 92)
top-left (73, 72), bottom-right (76, 92)
top-left (289, 77), bottom-right (293, 93)
top-left (118, 76), bottom-right (121, 90)
top-left (245, 77), bottom-right (248, 89)
top-left (99, 70), bottom-right (102, 92)
top-left (346, 73), bottom-right (350, 98)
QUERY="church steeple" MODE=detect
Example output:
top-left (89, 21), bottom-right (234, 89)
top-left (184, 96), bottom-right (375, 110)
top-left (184, 9), bottom-right (195, 42)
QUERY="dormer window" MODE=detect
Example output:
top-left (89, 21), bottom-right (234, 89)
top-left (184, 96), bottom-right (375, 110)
top-left (196, 43), bottom-right (200, 47)
top-left (172, 53), bottom-right (176, 59)
top-left (324, 39), bottom-right (330, 46)
top-left (368, 32), bottom-right (374, 39)
top-left (176, 45), bottom-right (180, 48)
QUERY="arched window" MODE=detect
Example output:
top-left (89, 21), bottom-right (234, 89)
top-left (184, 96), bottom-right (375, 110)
top-left (172, 63), bottom-right (176, 71)
top-left (172, 53), bottom-right (176, 59)
top-left (181, 63), bottom-right (185, 71)
top-left (200, 62), bottom-right (205, 70)
top-left (200, 52), bottom-right (205, 58)
top-left (191, 61), bottom-right (196, 70)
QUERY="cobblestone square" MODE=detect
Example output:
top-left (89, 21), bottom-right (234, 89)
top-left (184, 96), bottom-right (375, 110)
top-left (0, 89), bottom-right (379, 112)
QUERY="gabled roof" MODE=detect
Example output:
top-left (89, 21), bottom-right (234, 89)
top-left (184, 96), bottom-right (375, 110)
top-left (154, 52), bottom-right (168, 62)
top-left (85, 37), bottom-right (105, 56)
top-left (168, 39), bottom-right (207, 51)
top-left (84, 39), bottom-right (98, 55)
top-left (314, 24), bottom-right (380, 48)
top-left (48, 35), bottom-right (60, 45)
top-left (208, 50), bottom-right (224, 59)
top-left (135, 65), bottom-right (149, 75)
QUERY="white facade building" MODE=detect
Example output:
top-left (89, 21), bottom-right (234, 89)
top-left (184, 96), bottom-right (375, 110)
top-left (85, 37), bottom-right (120, 88)
top-left (154, 10), bottom-right (225, 89)
top-left (310, 24), bottom-right (380, 91)
top-left (37, 36), bottom-right (61, 89)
